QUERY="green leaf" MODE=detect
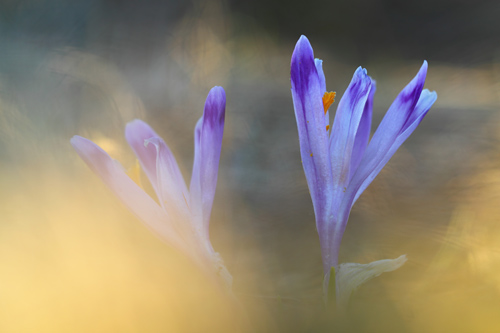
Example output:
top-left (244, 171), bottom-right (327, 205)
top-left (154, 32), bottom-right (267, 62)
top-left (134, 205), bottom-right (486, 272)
top-left (335, 255), bottom-right (407, 308)
top-left (324, 266), bottom-right (336, 307)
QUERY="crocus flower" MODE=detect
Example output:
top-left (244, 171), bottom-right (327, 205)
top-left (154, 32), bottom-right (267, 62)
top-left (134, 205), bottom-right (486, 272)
top-left (290, 35), bottom-right (437, 305)
top-left (71, 86), bottom-right (232, 291)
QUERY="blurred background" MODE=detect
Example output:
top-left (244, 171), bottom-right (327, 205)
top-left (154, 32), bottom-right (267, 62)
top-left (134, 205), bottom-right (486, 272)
top-left (1, 0), bottom-right (500, 331)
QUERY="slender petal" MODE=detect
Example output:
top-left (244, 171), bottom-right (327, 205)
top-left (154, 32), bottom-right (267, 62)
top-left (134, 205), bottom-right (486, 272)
top-left (314, 59), bottom-right (330, 126)
top-left (329, 67), bottom-right (372, 195)
top-left (349, 79), bottom-right (376, 180)
top-left (190, 86), bottom-right (226, 243)
top-left (314, 59), bottom-right (327, 93)
top-left (352, 89), bottom-right (437, 203)
top-left (349, 62), bottom-right (435, 204)
top-left (367, 61), bottom-right (428, 152)
top-left (145, 137), bottom-right (190, 220)
top-left (327, 65), bottom-right (435, 273)
top-left (126, 119), bottom-right (190, 215)
top-left (125, 120), bottom-right (162, 198)
top-left (291, 35), bottom-right (334, 235)
top-left (70, 135), bottom-right (194, 256)
top-left (320, 69), bottom-right (372, 272)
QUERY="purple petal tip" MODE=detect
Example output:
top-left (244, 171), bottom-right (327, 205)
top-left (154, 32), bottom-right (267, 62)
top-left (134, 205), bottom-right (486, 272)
top-left (207, 86), bottom-right (226, 102)
top-left (203, 86), bottom-right (226, 126)
top-left (125, 119), bottom-right (149, 133)
top-left (353, 66), bottom-right (368, 77)
top-left (126, 119), bottom-right (146, 127)
top-left (70, 135), bottom-right (88, 148)
top-left (418, 61), bottom-right (428, 77)
top-left (293, 35), bottom-right (314, 60)
top-left (298, 35), bottom-right (310, 45)
top-left (291, 35), bottom-right (318, 90)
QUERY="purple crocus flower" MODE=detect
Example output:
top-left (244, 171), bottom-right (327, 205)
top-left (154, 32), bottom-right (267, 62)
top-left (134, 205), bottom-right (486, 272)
top-left (290, 35), bottom-right (437, 302)
top-left (71, 86), bottom-right (232, 291)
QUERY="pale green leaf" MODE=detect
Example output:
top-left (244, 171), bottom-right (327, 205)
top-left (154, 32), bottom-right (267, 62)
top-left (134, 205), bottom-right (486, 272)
top-left (335, 255), bottom-right (407, 308)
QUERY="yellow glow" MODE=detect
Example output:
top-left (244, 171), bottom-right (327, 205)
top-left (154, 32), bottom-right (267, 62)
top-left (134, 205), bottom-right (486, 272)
top-left (126, 159), bottom-right (142, 188)
top-left (0, 165), bottom-right (246, 332)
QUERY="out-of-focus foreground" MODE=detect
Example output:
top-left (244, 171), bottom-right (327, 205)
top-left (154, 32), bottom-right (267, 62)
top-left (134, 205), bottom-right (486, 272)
top-left (1, 0), bottom-right (500, 332)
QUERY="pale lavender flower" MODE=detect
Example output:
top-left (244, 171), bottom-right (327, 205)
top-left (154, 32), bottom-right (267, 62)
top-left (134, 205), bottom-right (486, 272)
top-left (71, 86), bottom-right (232, 290)
top-left (290, 35), bottom-right (437, 304)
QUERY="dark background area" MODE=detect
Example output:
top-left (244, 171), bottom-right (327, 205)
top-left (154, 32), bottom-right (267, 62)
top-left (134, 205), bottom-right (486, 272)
top-left (2, 0), bottom-right (499, 65)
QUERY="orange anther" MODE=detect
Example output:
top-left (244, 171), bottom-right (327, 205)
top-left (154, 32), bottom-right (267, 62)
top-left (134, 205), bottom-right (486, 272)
top-left (322, 91), bottom-right (336, 114)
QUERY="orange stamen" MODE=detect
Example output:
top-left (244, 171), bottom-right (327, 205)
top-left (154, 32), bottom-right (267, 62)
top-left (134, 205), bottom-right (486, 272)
top-left (322, 91), bottom-right (336, 114)
top-left (326, 125), bottom-right (330, 131)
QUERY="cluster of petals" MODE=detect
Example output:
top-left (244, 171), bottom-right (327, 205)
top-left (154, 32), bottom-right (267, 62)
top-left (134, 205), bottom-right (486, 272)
top-left (290, 35), bottom-right (436, 300)
top-left (71, 87), bottom-right (232, 290)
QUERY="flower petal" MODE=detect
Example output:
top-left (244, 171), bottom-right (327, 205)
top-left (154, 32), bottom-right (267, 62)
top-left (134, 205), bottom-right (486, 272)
top-left (327, 65), bottom-right (434, 268)
top-left (314, 58), bottom-right (330, 129)
top-left (144, 137), bottom-right (190, 221)
top-left (349, 79), bottom-right (376, 180)
top-left (291, 35), bottom-right (334, 234)
top-left (329, 67), bottom-right (372, 195)
top-left (365, 61), bottom-right (427, 151)
top-left (322, 68), bottom-right (372, 269)
top-left (124, 120), bottom-right (161, 198)
top-left (70, 135), bottom-right (192, 254)
top-left (349, 62), bottom-right (435, 203)
top-left (126, 120), bottom-right (190, 214)
top-left (329, 64), bottom-right (433, 274)
top-left (353, 88), bottom-right (437, 203)
top-left (315, 58), bottom-right (327, 93)
top-left (189, 86), bottom-right (226, 243)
